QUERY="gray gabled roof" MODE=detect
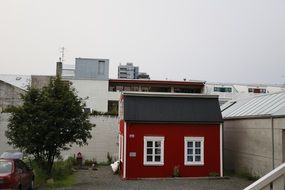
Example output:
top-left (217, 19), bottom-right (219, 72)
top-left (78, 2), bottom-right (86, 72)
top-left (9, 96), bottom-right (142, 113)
top-left (222, 91), bottom-right (285, 119)
top-left (123, 92), bottom-right (223, 123)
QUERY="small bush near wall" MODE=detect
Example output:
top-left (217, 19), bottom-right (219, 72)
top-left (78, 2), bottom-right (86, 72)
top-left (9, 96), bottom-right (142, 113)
top-left (84, 159), bottom-right (97, 167)
top-left (27, 157), bottom-right (76, 188)
top-left (107, 152), bottom-right (114, 165)
top-left (172, 166), bottom-right (180, 177)
top-left (208, 172), bottom-right (219, 177)
top-left (238, 170), bottom-right (259, 181)
top-left (90, 110), bottom-right (118, 116)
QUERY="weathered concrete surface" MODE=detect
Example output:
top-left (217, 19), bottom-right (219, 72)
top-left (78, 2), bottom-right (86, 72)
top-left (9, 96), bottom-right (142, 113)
top-left (0, 81), bottom-right (25, 112)
top-left (40, 166), bottom-right (253, 190)
top-left (62, 116), bottom-right (119, 162)
top-left (0, 114), bottom-right (119, 163)
top-left (31, 75), bottom-right (53, 89)
top-left (224, 118), bottom-right (285, 177)
top-left (0, 113), bottom-right (14, 152)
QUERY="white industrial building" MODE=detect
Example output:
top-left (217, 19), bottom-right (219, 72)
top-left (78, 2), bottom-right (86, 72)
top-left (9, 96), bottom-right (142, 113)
top-left (205, 82), bottom-right (285, 105)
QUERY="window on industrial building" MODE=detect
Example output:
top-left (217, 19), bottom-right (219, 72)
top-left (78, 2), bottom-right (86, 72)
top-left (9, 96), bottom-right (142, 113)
top-left (116, 86), bottom-right (124, 91)
top-left (174, 88), bottom-right (195, 93)
top-left (130, 86), bottom-right (139, 91)
top-left (141, 86), bottom-right (150, 92)
top-left (213, 87), bottom-right (232, 93)
top-left (98, 61), bottom-right (105, 75)
top-left (248, 88), bottom-right (266, 93)
top-left (108, 101), bottom-right (118, 114)
top-left (149, 86), bottom-right (171, 92)
top-left (184, 137), bottom-right (204, 166)
top-left (144, 136), bottom-right (164, 166)
top-left (83, 108), bottom-right (92, 114)
top-left (109, 85), bottom-right (116, 91)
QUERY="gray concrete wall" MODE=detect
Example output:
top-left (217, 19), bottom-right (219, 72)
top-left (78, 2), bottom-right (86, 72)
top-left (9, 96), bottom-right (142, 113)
top-left (31, 75), bottom-right (53, 89)
top-left (0, 113), bottom-right (15, 152)
top-left (75, 58), bottom-right (109, 80)
top-left (0, 113), bottom-right (119, 163)
top-left (62, 115), bottom-right (119, 162)
top-left (224, 118), bottom-right (285, 177)
top-left (0, 81), bottom-right (25, 112)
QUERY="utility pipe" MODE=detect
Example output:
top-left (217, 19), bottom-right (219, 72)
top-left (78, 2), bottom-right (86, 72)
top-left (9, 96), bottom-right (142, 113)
top-left (271, 116), bottom-right (275, 169)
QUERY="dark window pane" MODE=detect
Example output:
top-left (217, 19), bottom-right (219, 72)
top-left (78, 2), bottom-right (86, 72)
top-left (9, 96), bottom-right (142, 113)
top-left (155, 148), bottom-right (161, 154)
top-left (108, 101), bottom-right (118, 114)
top-left (187, 156), bottom-right (193, 162)
top-left (155, 141), bottom-right (161, 147)
top-left (187, 141), bottom-right (193, 148)
top-left (147, 156), bottom-right (152, 162)
top-left (195, 156), bottom-right (201, 162)
top-left (155, 156), bottom-right (161, 162)
top-left (187, 149), bottom-right (193, 154)
top-left (195, 149), bottom-right (201, 154)
top-left (147, 148), bottom-right (152, 154)
top-left (147, 141), bottom-right (153, 147)
top-left (195, 142), bottom-right (201, 147)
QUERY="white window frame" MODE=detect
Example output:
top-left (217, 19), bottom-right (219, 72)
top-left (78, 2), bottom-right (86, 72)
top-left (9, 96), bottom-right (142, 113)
top-left (184, 137), bottom-right (204, 166)
top-left (143, 136), bottom-right (164, 166)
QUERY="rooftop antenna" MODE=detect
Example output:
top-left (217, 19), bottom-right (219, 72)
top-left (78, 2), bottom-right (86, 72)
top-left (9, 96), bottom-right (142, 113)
top-left (59, 47), bottom-right (65, 63)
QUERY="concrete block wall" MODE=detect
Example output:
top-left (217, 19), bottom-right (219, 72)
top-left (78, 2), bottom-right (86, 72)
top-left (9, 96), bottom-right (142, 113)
top-left (62, 115), bottom-right (119, 162)
top-left (0, 113), bottom-right (15, 152)
top-left (70, 80), bottom-right (109, 112)
top-left (0, 81), bottom-right (25, 112)
top-left (0, 113), bottom-right (119, 163)
top-left (224, 118), bottom-right (285, 177)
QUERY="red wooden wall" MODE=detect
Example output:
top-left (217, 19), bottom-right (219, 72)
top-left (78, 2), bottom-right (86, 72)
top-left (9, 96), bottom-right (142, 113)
top-left (123, 123), bottom-right (221, 179)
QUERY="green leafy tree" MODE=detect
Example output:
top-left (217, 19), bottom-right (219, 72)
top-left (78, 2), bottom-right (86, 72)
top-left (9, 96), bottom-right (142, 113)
top-left (6, 77), bottom-right (94, 177)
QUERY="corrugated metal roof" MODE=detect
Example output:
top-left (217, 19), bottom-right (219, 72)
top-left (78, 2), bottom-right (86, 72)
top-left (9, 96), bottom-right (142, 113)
top-left (123, 92), bottom-right (223, 123)
top-left (222, 91), bottom-right (285, 118)
top-left (0, 74), bottom-right (31, 90)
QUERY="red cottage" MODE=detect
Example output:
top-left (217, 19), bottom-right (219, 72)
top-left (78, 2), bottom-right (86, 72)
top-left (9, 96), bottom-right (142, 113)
top-left (119, 92), bottom-right (223, 179)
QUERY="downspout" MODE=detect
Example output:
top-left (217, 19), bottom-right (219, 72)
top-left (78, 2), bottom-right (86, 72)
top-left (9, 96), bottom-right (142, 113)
top-left (271, 116), bottom-right (275, 169)
top-left (222, 123), bottom-right (224, 177)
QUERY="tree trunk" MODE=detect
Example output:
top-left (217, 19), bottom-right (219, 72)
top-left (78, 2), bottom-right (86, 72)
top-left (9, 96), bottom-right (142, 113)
top-left (47, 151), bottom-right (55, 178)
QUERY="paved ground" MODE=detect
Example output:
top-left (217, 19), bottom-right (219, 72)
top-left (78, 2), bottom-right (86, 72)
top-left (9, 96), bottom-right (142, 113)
top-left (47, 166), bottom-right (253, 190)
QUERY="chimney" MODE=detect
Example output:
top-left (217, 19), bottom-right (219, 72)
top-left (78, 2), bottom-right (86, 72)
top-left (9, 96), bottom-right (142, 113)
top-left (56, 61), bottom-right (62, 77)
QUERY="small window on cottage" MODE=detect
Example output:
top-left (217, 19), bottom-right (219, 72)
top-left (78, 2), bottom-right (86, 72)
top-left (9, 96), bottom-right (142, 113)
top-left (144, 136), bottom-right (164, 166)
top-left (184, 137), bottom-right (204, 166)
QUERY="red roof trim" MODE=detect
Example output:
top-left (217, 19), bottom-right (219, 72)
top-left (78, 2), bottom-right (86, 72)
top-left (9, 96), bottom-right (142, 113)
top-left (109, 79), bottom-right (205, 86)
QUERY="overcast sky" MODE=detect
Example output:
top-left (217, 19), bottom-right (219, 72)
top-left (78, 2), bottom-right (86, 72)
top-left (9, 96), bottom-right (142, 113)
top-left (1, 0), bottom-right (285, 84)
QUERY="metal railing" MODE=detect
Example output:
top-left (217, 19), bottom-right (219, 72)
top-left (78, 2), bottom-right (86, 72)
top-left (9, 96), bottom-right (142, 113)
top-left (243, 163), bottom-right (285, 190)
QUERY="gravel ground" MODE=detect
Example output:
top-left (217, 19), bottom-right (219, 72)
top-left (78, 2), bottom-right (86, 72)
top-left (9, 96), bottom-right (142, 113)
top-left (44, 166), bottom-right (253, 190)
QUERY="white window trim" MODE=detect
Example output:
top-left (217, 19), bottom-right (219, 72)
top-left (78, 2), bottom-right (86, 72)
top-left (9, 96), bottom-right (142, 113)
top-left (184, 137), bottom-right (204, 166)
top-left (143, 136), bottom-right (164, 166)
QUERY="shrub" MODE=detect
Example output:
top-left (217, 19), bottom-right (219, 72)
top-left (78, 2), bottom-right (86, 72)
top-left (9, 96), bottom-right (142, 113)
top-left (30, 161), bottom-right (48, 187)
top-left (52, 159), bottom-right (74, 180)
top-left (107, 152), bottom-right (113, 165)
top-left (208, 172), bottom-right (219, 177)
top-left (67, 156), bottom-right (77, 166)
top-left (84, 159), bottom-right (96, 167)
top-left (172, 165), bottom-right (180, 177)
top-left (239, 171), bottom-right (259, 181)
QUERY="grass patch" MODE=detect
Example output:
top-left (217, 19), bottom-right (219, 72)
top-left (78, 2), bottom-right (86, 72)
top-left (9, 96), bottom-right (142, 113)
top-left (238, 171), bottom-right (259, 181)
top-left (224, 169), bottom-right (259, 181)
top-left (25, 157), bottom-right (76, 188)
top-left (46, 174), bottom-right (76, 188)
